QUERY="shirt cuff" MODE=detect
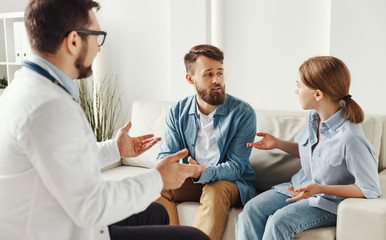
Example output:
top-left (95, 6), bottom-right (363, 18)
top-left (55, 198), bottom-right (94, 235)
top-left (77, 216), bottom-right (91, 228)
top-left (192, 167), bottom-right (213, 184)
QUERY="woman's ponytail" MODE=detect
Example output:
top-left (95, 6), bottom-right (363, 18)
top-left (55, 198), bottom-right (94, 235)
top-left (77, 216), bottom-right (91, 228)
top-left (343, 96), bottom-right (364, 123)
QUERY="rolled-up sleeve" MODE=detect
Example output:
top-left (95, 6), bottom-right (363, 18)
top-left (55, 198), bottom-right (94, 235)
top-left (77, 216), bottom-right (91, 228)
top-left (346, 137), bottom-right (381, 199)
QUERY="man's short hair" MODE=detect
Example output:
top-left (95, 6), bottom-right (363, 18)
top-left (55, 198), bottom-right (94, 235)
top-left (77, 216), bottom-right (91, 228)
top-left (25, 0), bottom-right (100, 54)
top-left (184, 44), bottom-right (224, 74)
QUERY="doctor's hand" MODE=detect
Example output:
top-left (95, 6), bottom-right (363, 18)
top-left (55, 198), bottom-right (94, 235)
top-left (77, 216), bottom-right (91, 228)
top-left (286, 183), bottom-right (322, 202)
top-left (156, 149), bottom-right (206, 190)
top-left (115, 121), bottom-right (161, 158)
top-left (247, 132), bottom-right (278, 150)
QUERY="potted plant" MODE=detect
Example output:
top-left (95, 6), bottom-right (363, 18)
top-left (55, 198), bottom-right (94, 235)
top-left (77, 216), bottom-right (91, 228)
top-left (0, 75), bottom-right (7, 96)
top-left (76, 75), bottom-right (125, 142)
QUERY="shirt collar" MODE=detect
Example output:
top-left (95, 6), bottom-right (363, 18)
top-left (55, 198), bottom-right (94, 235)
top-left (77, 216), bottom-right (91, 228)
top-left (31, 54), bottom-right (80, 102)
top-left (311, 108), bottom-right (346, 131)
top-left (323, 108), bottom-right (346, 131)
top-left (188, 94), bottom-right (229, 116)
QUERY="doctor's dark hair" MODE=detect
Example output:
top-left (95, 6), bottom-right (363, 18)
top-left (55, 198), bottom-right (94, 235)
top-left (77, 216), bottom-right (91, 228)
top-left (25, 0), bottom-right (100, 54)
top-left (184, 44), bottom-right (224, 74)
top-left (299, 56), bottom-right (364, 123)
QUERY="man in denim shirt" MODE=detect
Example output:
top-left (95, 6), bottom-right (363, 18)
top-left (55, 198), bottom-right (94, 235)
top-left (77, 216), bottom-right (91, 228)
top-left (156, 44), bottom-right (257, 240)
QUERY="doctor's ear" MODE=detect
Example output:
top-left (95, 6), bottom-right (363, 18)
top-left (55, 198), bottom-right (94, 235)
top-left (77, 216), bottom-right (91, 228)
top-left (65, 31), bottom-right (82, 56)
top-left (186, 73), bottom-right (194, 85)
top-left (314, 89), bottom-right (324, 101)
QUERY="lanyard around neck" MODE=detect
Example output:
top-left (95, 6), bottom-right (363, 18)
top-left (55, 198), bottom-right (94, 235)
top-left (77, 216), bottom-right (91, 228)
top-left (23, 61), bottom-right (77, 102)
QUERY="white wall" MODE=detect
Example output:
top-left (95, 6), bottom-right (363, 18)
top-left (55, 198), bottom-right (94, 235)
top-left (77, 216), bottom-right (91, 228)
top-left (330, 0), bottom-right (386, 115)
top-left (4, 0), bottom-right (385, 120)
top-left (94, 0), bottom-right (211, 122)
top-left (95, 0), bottom-right (386, 121)
top-left (0, 0), bottom-right (28, 13)
top-left (220, 0), bottom-right (331, 112)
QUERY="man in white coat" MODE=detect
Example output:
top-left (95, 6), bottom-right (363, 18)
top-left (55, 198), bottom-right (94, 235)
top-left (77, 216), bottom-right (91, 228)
top-left (0, 0), bottom-right (208, 240)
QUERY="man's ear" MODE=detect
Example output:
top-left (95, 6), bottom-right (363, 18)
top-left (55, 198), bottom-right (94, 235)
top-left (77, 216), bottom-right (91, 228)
top-left (186, 73), bottom-right (194, 85)
top-left (314, 89), bottom-right (324, 101)
top-left (64, 31), bottom-right (82, 56)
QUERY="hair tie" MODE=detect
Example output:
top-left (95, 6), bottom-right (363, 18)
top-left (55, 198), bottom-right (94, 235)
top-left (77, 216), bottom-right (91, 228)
top-left (342, 94), bottom-right (352, 100)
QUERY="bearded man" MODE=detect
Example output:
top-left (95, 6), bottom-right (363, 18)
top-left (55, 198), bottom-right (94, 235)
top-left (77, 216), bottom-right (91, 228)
top-left (156, 44), bottom-right (257, 240)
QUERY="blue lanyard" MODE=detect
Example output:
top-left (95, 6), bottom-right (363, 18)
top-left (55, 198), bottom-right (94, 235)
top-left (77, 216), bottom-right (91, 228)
top-left (23, 61), bottom-right (77, 102)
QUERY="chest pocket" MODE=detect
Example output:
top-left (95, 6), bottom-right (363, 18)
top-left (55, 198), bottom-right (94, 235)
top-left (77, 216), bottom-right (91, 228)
top-left (325, 153), bottom-right (345, 167)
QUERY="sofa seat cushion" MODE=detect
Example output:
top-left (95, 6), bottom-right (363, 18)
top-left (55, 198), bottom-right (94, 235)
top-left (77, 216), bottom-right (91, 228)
top-left (176, 202), bottom-right (335, 240)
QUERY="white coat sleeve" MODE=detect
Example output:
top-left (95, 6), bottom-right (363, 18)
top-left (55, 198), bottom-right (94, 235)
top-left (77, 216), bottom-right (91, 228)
top-left (20, 98), bottom-right (163, 227)
top-left (96, 140), bottom-right (121, 169)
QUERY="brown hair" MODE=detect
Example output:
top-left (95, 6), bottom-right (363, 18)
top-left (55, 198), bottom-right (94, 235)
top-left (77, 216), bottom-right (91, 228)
top-left (25, 0), bottom-right (100, 54)
top-left (299, 56), bottom-right (364, 123)
top-left (184, 44), bottom-right (224, 74)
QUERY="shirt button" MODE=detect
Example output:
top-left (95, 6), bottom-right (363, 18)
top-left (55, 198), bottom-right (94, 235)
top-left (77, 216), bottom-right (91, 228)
top-left (100, 230), bottom-right (104, 234)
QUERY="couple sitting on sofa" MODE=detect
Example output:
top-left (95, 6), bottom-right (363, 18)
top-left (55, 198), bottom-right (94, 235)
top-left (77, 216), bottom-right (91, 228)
top-left (157, 44), bottom-right (381, 240)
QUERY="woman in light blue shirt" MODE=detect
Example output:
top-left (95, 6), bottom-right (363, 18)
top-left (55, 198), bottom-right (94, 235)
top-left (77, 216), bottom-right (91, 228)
top-left (236, 56), bottom-right (381, 240)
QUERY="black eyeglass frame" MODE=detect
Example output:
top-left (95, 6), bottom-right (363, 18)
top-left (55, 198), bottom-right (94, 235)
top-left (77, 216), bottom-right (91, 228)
top-left (68, 29), bottom-right (107, 46)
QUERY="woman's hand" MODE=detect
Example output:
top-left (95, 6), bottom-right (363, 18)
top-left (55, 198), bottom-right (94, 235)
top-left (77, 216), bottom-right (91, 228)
top-left (246, 132), bottom-right (278, 150)
top-left (286, 183), bottom-right (322, 202)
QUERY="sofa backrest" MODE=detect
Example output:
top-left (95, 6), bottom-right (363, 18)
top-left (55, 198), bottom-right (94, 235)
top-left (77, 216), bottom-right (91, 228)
top-left (122, 100), bottom-right (386, 192)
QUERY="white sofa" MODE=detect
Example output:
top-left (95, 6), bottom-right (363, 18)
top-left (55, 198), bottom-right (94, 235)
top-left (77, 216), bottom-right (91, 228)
top-left (102, 100), bottom-right (386, 240)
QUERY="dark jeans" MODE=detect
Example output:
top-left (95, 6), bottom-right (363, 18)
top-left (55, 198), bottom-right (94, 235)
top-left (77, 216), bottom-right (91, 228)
top-left (108, 202), bottom-right (209, 240)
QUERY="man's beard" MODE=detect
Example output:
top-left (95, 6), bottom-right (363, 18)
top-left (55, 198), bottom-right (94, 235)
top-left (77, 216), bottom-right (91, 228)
top-left (195, 83), bottom-right (226, 106)
top-left (75, 40), bottom-right (93, 79)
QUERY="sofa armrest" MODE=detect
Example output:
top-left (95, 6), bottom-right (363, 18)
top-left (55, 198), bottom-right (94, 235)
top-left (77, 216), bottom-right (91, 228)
top-left (336, 169), bottom-right (386, 240)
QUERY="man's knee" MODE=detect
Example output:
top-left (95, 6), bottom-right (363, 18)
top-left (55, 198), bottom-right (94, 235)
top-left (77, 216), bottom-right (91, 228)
top-left (202, 180), bottom-right (238, 202)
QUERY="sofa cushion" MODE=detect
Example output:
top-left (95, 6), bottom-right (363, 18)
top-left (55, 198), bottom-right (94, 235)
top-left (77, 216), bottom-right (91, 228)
top-left (251, 110), bottom-right (306, 192)
top-left (361, 115), bottom-right (383, 168)
top-left (377, 115), bottom-right (386, 171)
top-left (121, 100), bottom-right (173, 168)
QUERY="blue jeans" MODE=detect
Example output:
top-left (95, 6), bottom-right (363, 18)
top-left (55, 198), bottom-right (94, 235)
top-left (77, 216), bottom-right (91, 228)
top-left (235, 189), bottom-right (337, 240)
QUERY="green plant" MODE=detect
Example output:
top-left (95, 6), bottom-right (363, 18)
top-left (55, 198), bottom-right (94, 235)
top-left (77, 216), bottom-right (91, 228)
top-left (76, 75), bottom-right (125, 142)
top-left (0, 75), bottom-right (8, 88)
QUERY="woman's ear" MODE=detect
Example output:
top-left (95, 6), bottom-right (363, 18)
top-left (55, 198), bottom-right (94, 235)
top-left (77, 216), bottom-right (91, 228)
top-left (186, 73), bottom-right (194, 85)
top-left (314, 89), bottom-right (324, 101)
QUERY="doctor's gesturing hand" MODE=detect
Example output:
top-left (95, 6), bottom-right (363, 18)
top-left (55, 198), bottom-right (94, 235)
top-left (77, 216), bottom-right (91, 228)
top-left (156, 149), bottom-right (206, 190)
top-left (115, 121), bottom-right (162, 158)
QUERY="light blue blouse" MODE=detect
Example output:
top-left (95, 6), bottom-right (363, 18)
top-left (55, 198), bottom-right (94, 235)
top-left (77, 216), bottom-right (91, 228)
top-left (274, 108), bottom-right (381, 214)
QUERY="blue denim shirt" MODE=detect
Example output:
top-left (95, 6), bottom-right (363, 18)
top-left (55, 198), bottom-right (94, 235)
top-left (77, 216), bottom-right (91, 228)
top-left (274, 109), bottom-right (381, 214)
top-left (157, 94), bottom-right (257, 205)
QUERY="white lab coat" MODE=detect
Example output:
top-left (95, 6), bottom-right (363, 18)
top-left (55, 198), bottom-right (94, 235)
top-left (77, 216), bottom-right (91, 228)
top-left (0, 60), bottom-right (163, 240)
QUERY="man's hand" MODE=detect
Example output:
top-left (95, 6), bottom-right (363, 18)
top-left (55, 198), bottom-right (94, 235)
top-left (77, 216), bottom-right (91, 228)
top-left (115, 121), bottom-right (161, 158)
top-left (286, 183), bottom-right (322, 202)
top-left (188, 157), bottom-right (202, 179)
top-left (156, 149), bottom-right (206, 190)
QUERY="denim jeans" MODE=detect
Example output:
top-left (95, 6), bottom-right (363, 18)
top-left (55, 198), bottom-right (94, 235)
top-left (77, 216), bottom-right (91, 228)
top-left (235, 189), bottom-right (337, 240)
